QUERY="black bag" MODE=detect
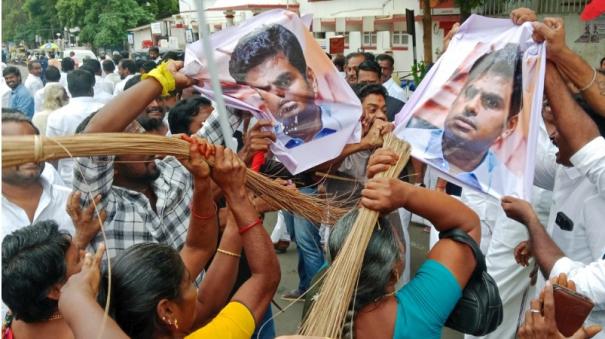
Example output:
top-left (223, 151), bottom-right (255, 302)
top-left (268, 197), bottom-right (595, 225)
top-left (439, 228), bottom-right (503, 336)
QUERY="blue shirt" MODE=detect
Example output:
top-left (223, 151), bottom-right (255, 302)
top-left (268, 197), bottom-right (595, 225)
top-left (9, 84), bottom-right (35, 118)
top-left (393, 259), bottom-right (462, 339)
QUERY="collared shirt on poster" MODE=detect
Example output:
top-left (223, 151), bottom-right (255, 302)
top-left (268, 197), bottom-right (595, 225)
top-left (45, 96), bottom-right (105, 185)
top-left (276, 104), bottom-right (342, 149)
top-left (72, 155), bottom-right (193, 259)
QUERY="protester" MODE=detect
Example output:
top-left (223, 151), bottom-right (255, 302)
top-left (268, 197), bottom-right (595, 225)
top-left (34, 65), bottom-right (62, 112)
top-left (344, 52), bottom-right (365, 85)
top-left (59, 57), bottom-right (75, 90)
top-left (101, 59), bottom-right (120, 90)
top-left (33, 84), bottom-right (69, 135)
top-left (376, 54), bottom-right (406, 102)
top-left (79, 63), bottom-right (112, 104)
top-left (168, 96), bottom-right (214, 135)
top-left (149, 46), bottom-right (161, 63)
top-left (24, 61), bottom-right (44, 95)
top-left (82, 59), bottom-right (113, 96)
top-left (3, 66), bottom-right (35, 118)
top-left (356, 60), bottom-right (405, 121)
top-left (333, 54), bottom-right (345, 78)
top-left (113, 59), bottom-right (136, 95)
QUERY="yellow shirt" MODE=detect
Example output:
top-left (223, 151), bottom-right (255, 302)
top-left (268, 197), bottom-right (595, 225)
top-left (186, 301), bottom-right (255, 339)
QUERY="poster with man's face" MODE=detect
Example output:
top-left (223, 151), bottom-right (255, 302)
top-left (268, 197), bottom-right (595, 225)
top-left (394, 15), bottom-right (545, 199)
top-left (184, 10), bottom-right (361, 174)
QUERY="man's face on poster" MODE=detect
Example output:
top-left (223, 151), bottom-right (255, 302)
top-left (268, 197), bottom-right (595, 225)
top-left (443, 72), bottom-right (514, 152)
top-left (243, 51), bottom-right (321, 140)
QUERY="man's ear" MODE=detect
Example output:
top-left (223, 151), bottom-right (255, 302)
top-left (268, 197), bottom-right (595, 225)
top-left (306, 66), bottom-right (318, 98)
top-left (46, 283), bottom-right (62, 301)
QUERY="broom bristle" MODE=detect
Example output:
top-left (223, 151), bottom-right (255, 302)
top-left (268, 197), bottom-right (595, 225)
top-left (2, 133), bottom-right (347, 224)
top-left (300, 134), bottom-right (411, 338)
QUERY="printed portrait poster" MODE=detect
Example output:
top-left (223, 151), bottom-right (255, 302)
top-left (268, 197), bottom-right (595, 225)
top-left (183, 9), bottom-right (362, 174)
top-left (394, 15), bottom-right (545, 199)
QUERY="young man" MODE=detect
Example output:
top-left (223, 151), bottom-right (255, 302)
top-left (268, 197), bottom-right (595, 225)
top-left (113, 59), bottom-right (137, 95)
top-left (356, 60), bottom-right (405, 122)
top-left (376, 54), bottom-right (406, 102)
top-left (59, 57), bottom-right (75, 90)
top-left (79, 62), bottom-right (112, 104)
top-left (3, 66), bottom-right (34, 118)
top-left (46, 70), bottom-right (104, 185)
top-left (24, 61), bottom-right (44, 95)
top-left (148, 46), bottom-right (161, 63)
top-left (101, 59), bottom-right (120, 91)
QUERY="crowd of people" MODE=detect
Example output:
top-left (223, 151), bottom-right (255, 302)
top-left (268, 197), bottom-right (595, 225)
top-left (2, 6), bottom-right (605, 339)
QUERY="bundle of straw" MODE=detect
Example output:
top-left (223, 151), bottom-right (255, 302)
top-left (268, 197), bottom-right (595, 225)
top-left (2, 133), bottom-right (346, 225)
top-left (299, 134), bottom-right (411, 338)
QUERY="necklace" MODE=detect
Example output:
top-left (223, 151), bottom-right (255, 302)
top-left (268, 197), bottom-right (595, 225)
top-left (47, 313), bottom-right (63, 321)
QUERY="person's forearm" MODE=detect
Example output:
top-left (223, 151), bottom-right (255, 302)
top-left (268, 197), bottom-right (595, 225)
top-left (181, 177), bottom-right (218, 279)
top-left (400, 181), bottom-right (480, 238)
top-left (194, 220), bottom-right (241, 326)
top-left (545, 63), bottom-right (601, 152)
top-left (60, 292), bottom-right (129, 339)
top-left (526, 216), bottom-right (565, 278)
top-left (85, 78), bottom-right (162, 133)
top-left (313, 142), bottom-right (369, 173)
top-left (550, 47), bottom-right (605, 116)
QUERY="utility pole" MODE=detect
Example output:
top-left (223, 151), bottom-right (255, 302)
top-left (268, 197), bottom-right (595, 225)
top-left (422, 0), bottom-right (433, 64)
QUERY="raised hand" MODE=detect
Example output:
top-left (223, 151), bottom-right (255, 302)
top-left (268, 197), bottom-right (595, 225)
top-left (211, 145), bottom-right (247, 200)
top-left (67, 191), bottom-right (106, 250)
top-left (240, 120), bottom-right (276, 165)
top-left (501, 196), bottom-right (539, 227)
top-left (531, 18), bottom-right (567, 60)
top-left (179, 135), bottom-right (212, 180)
top-left (366, 148), bottom-right (399, 179)
top-left (60, 244), bottom-right (106, 300)
top-left (510, 7), bottom-right (537, 25)
top-left (361, 177), bottom-right (409, 214)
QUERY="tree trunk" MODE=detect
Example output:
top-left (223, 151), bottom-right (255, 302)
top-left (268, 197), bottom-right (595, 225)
top-left (422, 0), bottom-right (433, 64)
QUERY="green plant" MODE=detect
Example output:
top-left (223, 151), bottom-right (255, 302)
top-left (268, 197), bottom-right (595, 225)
top-left (411, 60), bottom-right (429, 87)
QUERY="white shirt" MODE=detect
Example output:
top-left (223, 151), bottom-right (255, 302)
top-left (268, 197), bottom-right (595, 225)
top-left (102, 73), bottom-right (119, 93)
top-left (24, 74), bottom-right (43, 95)
top-left (1, 164), bottom-right (75, 240)
top-left (59, 72), bottom-right (69, 92)
top-left (113, 74), bottom-right (135, 95)
top-left (45, 96), bottom-right (104, 185)
top-left (383, 78), bottom-right (406, 102)
top-left (34, 82), bottom-right (63, 112)
top-left (94, 75), bottom-right (113, 95)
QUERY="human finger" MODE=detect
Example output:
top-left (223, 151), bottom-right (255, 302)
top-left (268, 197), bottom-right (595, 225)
top-left (83, 194), bottom-right (102, 221)
top-left (66, 191), bottom-right (81, 219)
top-left (542, 281), bottom-right (556, 322)
top-left (529, 298), bottom-right (542, 318)
top-left (531, 22), bottom-right (550, 42)
top-left (93, 243), bottom-right (106, 268)
top-left (367, 164), bottom-right (391, 178)
top-left (574, 325), bottom-right (603, 339)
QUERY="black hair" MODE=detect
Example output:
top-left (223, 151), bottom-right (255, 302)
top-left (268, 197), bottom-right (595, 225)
top-left (229, 24), bottom-right (307, 83)
top-left (575, 95), bottom-right (605, 137)
top-left (2, 221), bottom-right (71, 322)
top-left (124, 74), bottom-right (142, 91)
top-left (162, 50), bottom-right (184, 62)
top-left (46, 65), bottom-right (61, 82)
top-left (466, 43), bottom-right (523, 120)
top-left (357, 60), bottom-right (382, 79)
top-left (67, 70), bottom-right (95, 97)
top-left (376, 54), bottom-right (394, 67)
top-left (345, 52), bottom-right (365, 66)
top-left (61, 57), bottom-right (75, 72)
top-left (2, 66), bottom-right (20, 78)
top-left (168, 96), bottom-right (213, 135)
top-left (120, 59), bottom-right (137, 75)
top-left (112, 53), bottom-right (123, 65)
top-left (83, 58), bottom-right (102, 75)
top-left (352, 83), bottom-right (388, 102)
top-left (329, 210), bottom-right (401, 311)
top-left (333, 54), bottom-right (345, 72)
top-left (149, 46), bottom-right (159, 54)
top-left (27, 60), bottom-right (40, 71)
top-left (363, 52), bottom-right (375, 62)
top-left (600, 56), bottom-right (605, 67)
top-left (102, 59), bottom-right (115, 73)
top-left (141, 61), bottom-right (156, 73)
top-left (121, 51), bottom-right (130, 59)
top-left (99, 243), bottom-right (186, 339)
top-left (136, 115), bottom-right (164, 132)
top-left (2, 112), bottom-right (40, 134)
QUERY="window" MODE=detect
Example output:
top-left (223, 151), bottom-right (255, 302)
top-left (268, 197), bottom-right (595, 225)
top-left (335, 31), bottom-right (350, 47)
top-left (313, 32), bottom-right (326, 39)
top-left (392, 31), bottom-right (409, 47)
top-left (362, 31), bottom-right (377, 48)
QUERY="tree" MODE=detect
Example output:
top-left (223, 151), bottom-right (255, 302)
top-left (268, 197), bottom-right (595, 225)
top-left (94, 0), bottom-right (153, 48)
top-left (455, 0), bottom-right (484, 23)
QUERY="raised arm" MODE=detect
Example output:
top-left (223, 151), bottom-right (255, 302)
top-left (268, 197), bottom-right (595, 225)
top-left (210, 145), bottom-right (280, 324)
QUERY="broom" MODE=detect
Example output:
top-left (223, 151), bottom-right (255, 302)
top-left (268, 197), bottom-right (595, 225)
top-left (2, 133), bottom-right (347, 225)
top-left (299, 133), bottom-right (411, 338)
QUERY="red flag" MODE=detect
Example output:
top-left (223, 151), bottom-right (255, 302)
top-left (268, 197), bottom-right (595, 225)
top-left (581, 0), bottom-right (605, 21)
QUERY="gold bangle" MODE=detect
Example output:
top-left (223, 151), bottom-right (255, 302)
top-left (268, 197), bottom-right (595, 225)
top-left (217, 248), bottom-right (241, 258)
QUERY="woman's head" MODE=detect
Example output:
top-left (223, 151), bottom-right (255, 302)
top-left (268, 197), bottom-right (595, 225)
top-left (328, 210), bottom-right (404, 310)
top-left (104, 243), bottom-right (197, 338)
top-left (2, 221), bottom-right (82, 322)
top-left (168, 97), bottom-right (214, 135)
top-left (43, 85), bottom-right (69, 111)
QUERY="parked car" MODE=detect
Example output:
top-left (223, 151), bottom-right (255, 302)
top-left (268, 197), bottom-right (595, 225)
top-left (62, 49), bottom-right (97, 62)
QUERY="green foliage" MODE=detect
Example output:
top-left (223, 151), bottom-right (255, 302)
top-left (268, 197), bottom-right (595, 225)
top-left (411, 61), bottom-right (429, 87)
top-left (454, 0), bottom-right (484, 22)
top-left (3, 0), bottom-right (60, 44)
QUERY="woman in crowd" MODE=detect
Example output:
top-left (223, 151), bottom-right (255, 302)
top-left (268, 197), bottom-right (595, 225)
top-left (57, 144), bottom-right (280, 339)
top-left (327, 148), bottom-right (480, 338)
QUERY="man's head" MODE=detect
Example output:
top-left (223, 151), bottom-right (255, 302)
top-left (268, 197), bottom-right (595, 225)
top-left (168, 96), bottom-right (214, 135)
top-left (229, 24), bottom-right (322, 141)
top-left (600, 57), bottom-right (605, 71)
top-left (102, 59), bottom-right (115, 75)
top-left (345, 52), bottom-right (366, 84)
top-left (149, 46), bottom-right (160, 60)
top-left (140, 60), bottom-right (156, 75)
top-left (118, 59), bottom-right (136, 79)
top-left (2, 113), bottom-right (44, 186)
top-left (354, 84), bottom-right (388, 135)
top-left (61, 57), bottom-right (75, 72)
top-left (83, 59), bottom-right (102, 76)
top-left (2, 66), bottom-right (21, 90)
top-left (333, 54), bottom-right (345, 72)
top-left (69, 51), bottom-right (75, 57)
top-left (67, 69), bottom-right (95, 97)
top-left (124, 75), bottom-right (166, 121)
top-left (442, 44), bottom-right (522, 170)
top-left (45, 65), bottom-right (61, 83)
top-left (28, 61), bottom-right (42, 77)
top-left (2, 221), bottom-right (82, 323)
top-left (376, 54), bottom-right (394, 83)
top-left (357, 60), bottom-right (382, 85)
